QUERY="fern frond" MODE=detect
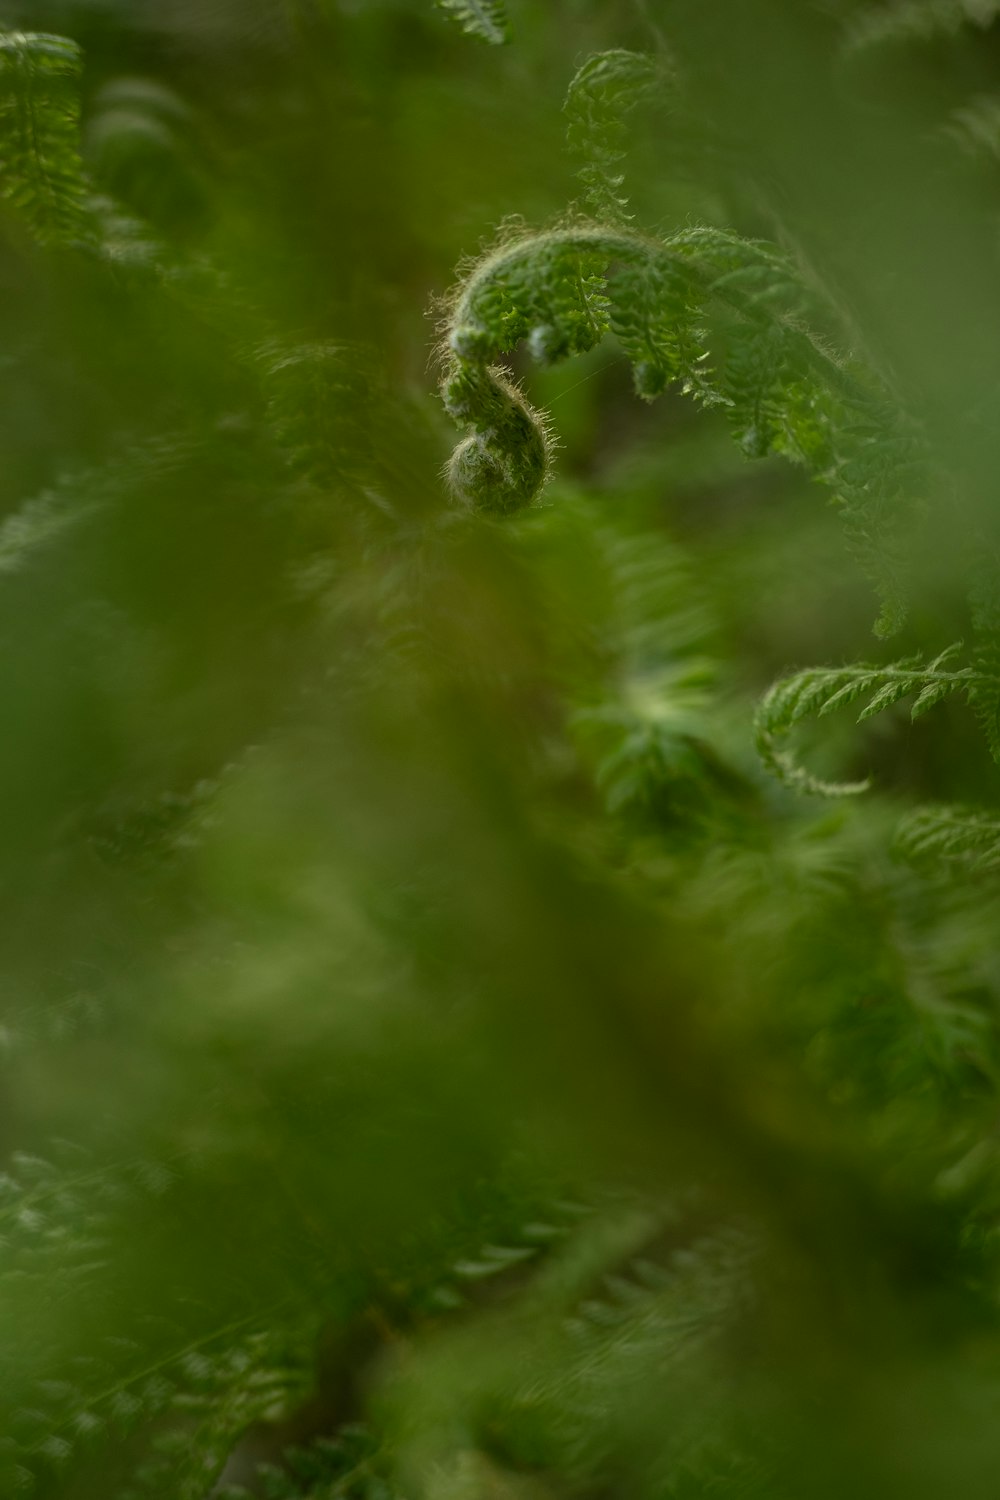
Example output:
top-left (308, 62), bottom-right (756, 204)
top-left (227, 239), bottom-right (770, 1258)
top-left (436, 0), bottom-right (509, 46)
top-left (384, 1202), bottom-right (756, 1500)
top-left (894, 804), bottom-right (1000, 871)
top-left (967, 557), bottom-right (1000, 763)
top-left (440, 223), bottom-right (922, 641)
top-left (563, 51), bottom-right (667, 224)
top-left (842, 0), bottom-right (1000, 56)
top-left (217, 1424), bottom-right (397, 1500)
top-left (0, 1133), bottom-right (313, 1498)
top-left (610, 250), bottom-right (713, 404)
top-left (0, 31), bottom-right (90, 244)
top-left (753, 643), bottom-right (992, 795)
top-left (257, 339), bottom-right (378, 483)
top-left (125, 1330), bottom-right (309, 1500)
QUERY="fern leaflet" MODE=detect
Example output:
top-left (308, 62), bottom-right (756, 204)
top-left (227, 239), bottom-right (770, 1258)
top-left (843, 0), bottom-right (1000, 56)
top-left (436, 0), bottom-right (509, 46)
top-left (563, 51), bottom-right (667, 224)
top-left (440, 221), bottom-right (922, 640)
top-left (894, 804), bottom-right (1000, 871)
top-left (0, 31), bottom-right (90, 244)
top-left (753, 643), bottom-right (999, 795)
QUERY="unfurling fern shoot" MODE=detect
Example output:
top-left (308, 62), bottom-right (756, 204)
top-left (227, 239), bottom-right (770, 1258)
top-left (439, 214), bottom-right (918, 620)
top-left (440, 52), bottom-right (923, 645)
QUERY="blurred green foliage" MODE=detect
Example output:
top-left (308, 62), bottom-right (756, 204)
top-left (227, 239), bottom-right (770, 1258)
top-left (3, 2), bottom-right (1000, 1497)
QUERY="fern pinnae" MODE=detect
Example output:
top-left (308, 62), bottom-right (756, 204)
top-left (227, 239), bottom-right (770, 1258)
top-left (841, 0), bottom-right (1000, 59)
top-left (0, 30), bottom-right (91, 245)
top-left (440, 222), bottom-right (884, 519)
top-left (754, 643), bottom-right (1000, 795)
top-left (436, 0), bottom-right (509, 46)
top-left (966, 558), bottom-right (1000, 764)
top-left (894, 803), bottom-right (1000, 872)
top-left (563, 50), bottom-right (666, 225)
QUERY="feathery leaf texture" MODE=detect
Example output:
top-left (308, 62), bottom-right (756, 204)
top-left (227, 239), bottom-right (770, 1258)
top-left (894, 804), bottom-right (1000, 871)
top-left (967, 560), bottom-right (1000, 763)
top-left (385, 1201), bottom-right (757, 1500)
top-left (0, 1142), bottom-right (309, 1499)
top-left (440, 222), bottom-right (923, 637)
top-left (753, 643), bottom-right (1000, 795)
top-left (436, 0), bottom-right (510, 46)
top-left (5, 6), bottom-right (1000, 1497)
top-left (842, 0), bottom-right (1000, 55)
top-left (215, 1424), bottom-right (398, 1500)
top-left (0, 31), bottom-right (90, 244)
top-left (257, 340), bottom-right (378, 484)
top-left (563, 51), bottom-right (668, 223)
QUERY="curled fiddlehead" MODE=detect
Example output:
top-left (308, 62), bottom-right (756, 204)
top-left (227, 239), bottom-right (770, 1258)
top-left (442, 358), bottom-right (553, 518)
top-left (439, 222), bottom-right (902, 527)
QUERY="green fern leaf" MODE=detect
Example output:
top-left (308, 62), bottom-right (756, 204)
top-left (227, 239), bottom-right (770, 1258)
top-left (966, 561), bottom-right (1000, 763)
top-left (436, 0), bottom-right (509, 46)
top-left (843, 0), bottom-right (1000, 57)
top-left (440, 219), bottom-right (923, 636)
top-left (894, 804), bottom-right (1000, 871)
top-left (0, 31), bottom-right (90, 244)
top-left (856, 675), bottom-right (921, 721)
top-left (754, 645), bottom-right (992, 794)
top-left (563, 51), bottom-right (667, 223)
top-left (442, 225), bottom-right (870, 511)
